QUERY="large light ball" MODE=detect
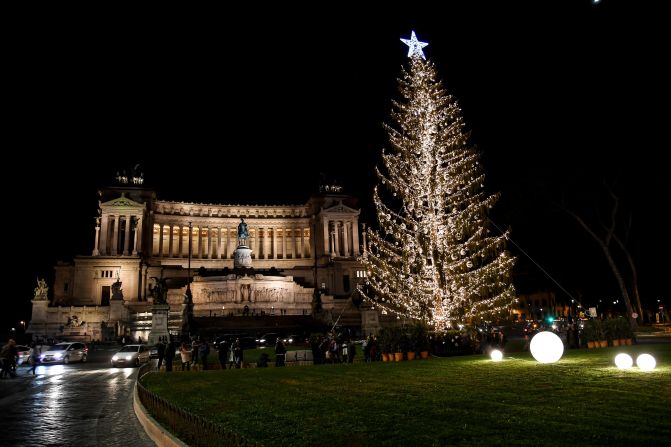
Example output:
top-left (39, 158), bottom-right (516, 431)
top-left (490, 349), bottom-right (503, 362)
top-left (530, 331), bottom-right (564, 363)
top-left (636, 354), bottom-right (656, 371)
top-left (614, 353), bottom-right (633, 369)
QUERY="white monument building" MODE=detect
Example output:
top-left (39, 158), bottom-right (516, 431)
top-left (28, 173), bottom-right (376, 342)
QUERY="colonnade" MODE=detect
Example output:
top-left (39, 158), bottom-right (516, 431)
top-left (151, 224), bottom-right (311, 259)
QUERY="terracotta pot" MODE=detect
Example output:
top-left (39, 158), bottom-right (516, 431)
top-left (587, 341), bottom-right (595, 349)
top-left (618, 339), bottom-right (627, 346)
top-left (625, 338), bottom-right (633, 346)
top-left (407, 351), bottom-right (416, 361)
top-left (381, 353), bottom-right (389, 362)
top-left (420, 350), bottom-right (429, 359)
top-left (394, 352), bottom-right (403, 362)
top-left (599, 340), bottom-right (608, 348)
top-left (612, 339), bottom-right (621, 347)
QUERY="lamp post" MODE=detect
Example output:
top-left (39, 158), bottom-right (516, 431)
top-left (181, 221), bottom-right (194, 342)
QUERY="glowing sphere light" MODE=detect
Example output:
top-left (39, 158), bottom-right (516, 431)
top-left (636, 354), bottom-right (656, 371)
top-left (614, 353), bottom-right (633, 369)
top-left (490, 349), bottom-right (503, 362)
top-left (530, 331), bottom-right (564, 363)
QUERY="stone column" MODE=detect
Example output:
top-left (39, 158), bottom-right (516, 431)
top-left (300, 227), bottom-right (306, 258)
top-left (205, 226), bottom-right (211, 259)
top-left (111, 216), bottom-right (120, 255)
top-left (323, 218), bottom-right (330, 253)
top-left (271, 227), bottom-right (276, 259)
top-left (263, 228), bottom-right (271, 259)
top-left (218, 226), bottom-right (223, 259)
top-left (166, 224), bottom-right (173, 257)
top-left (291, 227), bottom-right (297, 259)
top-left (197, 225), bottom-right (203, 258)
top-left (343, 221), bottom-right (350, 256)
top-left (178, 224), bottom-right (184, 257)
top-left (305, 228), bottom-right (311, 258)
top-left (352, 218), bottom-right (360, 255)
top-left (123, 214), bottom-right (132, 255)
top-left (228, 226), bottom-right (235, 258)
top-left (133, 216), bottom-right (143, 255)
top-left (158, 223), bottom-right (164, 257)
top-left (92, 218), bottom-right (101, 256)
top-left (282, 229), bottom-right (286, 259)
top-left (334, 222), bottom-right (341, 257)
top-left (99, 214), bottom-right (109, 255)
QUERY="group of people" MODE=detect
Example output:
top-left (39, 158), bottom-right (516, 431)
top-left (215, 338), bottom-right (245, 369)
top-left (311, 334), bottom-right (357, 364)
top-left (1, 340), bottom-right (41, 378)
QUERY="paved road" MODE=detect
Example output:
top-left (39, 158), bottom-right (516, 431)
top-left (0, 348), bottom-right (155, 447)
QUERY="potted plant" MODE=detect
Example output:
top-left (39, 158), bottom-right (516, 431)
top-left (378, 327), bottom-right (391, 362)
top-left (411, 322), bottom-right (430, 359)
top-left (619, 318), bottom-right (634, 345)
top-left (389, 326), bottom-right (403, 362)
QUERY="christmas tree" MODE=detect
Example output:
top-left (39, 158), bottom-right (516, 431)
top-left (360, 32), bottom-right (516, 332)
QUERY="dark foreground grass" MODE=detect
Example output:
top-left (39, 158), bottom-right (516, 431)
top-left (143, 344), bottom-right (671, 446)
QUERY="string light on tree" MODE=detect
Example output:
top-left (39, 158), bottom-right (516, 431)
top-left (359, 32), bottom-right (516, 332)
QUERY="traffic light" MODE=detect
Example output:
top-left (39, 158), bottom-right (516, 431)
top-left (547, 316), bottom-right (555, 324)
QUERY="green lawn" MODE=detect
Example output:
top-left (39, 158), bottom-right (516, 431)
top-left (143, 344), bottom-right (671, 446)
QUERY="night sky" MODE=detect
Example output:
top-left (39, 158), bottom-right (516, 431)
top-left (5, 1), bottom-right (668, 331)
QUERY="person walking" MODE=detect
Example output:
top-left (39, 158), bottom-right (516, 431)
top-left (0, 339), bottom-right (17, 379)
top-left (199, 339), bottom-right (210, 370)
top-left (179, 342), bottom-right (192, 371)
top-left (164, 338), bottom-right (175, 372)
top-left (28, 342), bottom-right (41, 375)
top-left (218, 339), bottom-right (230, 369)
top-left (275, 338), bottom-right (286, 367)
top-left (156, 337), bottom-right (166, 371)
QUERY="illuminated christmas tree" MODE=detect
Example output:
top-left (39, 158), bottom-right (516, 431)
top-left (360, 32), bottom-right (516, 331)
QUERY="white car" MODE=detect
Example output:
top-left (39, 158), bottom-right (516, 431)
top-left (40, 342), bottom-right (88, 364)
top-left (111, 344), bottom-right (150, 367)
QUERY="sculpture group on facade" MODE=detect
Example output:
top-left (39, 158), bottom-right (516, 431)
top-left (111, 272), bottom-right (124, 300)
top-left (34, 277), bottom-right (48, 300)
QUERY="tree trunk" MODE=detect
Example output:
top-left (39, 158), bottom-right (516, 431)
top-left (564, 209), bottom-right (638, 331)
top-left (613, 234), bottom-right (645, 324)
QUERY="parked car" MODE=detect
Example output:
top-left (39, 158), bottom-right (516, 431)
top-left (257, 333), bottom-right (281, 347)
top-left (16, 345), bottom-right (30, 365)
top-left (282, 335), bottom-right (305, 346)
top-left (40, 342), bottom-right (88, 364)
top-left (111, 344), bottom-right (151, 367)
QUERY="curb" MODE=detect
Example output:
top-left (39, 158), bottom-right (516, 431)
top-left (133, 384), bottom-right (188, 447)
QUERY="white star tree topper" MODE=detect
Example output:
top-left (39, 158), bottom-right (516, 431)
top-left (400, 31), bottom-right (429, 59)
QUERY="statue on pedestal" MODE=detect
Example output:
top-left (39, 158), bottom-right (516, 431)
top-left (237, 218), bottom-right (249, 246)
top-left (111, 272), bottom-right (124, 300)
top-left (34, 277), bottom-right (49, 300)
top-left (150, 277), bottom-right (168, 304)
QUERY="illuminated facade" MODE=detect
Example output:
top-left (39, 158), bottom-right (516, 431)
top-left (29, 178), bottom-right (372, 341)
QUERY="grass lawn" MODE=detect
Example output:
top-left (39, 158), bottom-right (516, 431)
top-left (143, 344), bottom-right (671, 446)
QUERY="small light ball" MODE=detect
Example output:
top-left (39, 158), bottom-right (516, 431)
top-left (636, 354), bottom-right (656, 371)
top-left (614, 353), bottom-right (633, 369)
top-left (530, 331), bottom-right (564, 363)
top-left (490, 349), bottom-right (503, 362)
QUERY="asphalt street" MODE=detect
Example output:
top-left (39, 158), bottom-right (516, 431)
top-left (0, 347), bottom-right (155, 447)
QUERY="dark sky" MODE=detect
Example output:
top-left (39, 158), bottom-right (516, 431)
top-left (5, 1), bottom-right (668, 330)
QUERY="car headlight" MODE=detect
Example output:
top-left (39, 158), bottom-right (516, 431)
top-left (54, 353), bottom-right (62, 359)
top-left (112, 355), bottom-right (119, 361)
top-left (125, 355), bottom-right (133, 361)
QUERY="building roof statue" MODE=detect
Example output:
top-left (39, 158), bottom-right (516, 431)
top-left (237, 218), bottom-right (249, 246)
top-left (34, 277), bottom-right (48, 300)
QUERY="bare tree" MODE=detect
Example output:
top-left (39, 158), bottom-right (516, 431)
top-left (562, 190), bottom-right (638, 330)
top-left (611, 210), bottom-right (645, 324)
